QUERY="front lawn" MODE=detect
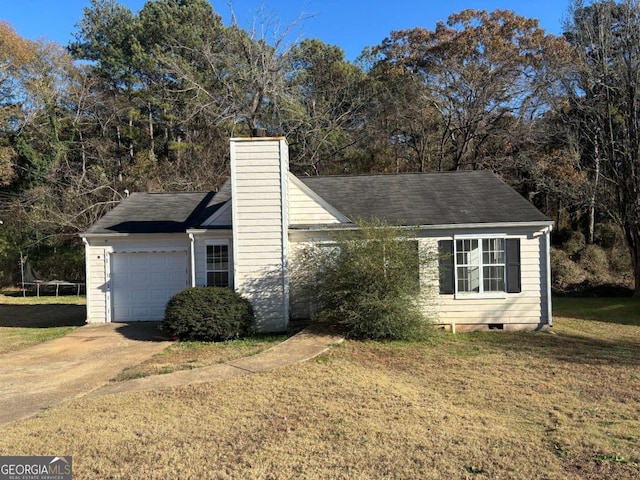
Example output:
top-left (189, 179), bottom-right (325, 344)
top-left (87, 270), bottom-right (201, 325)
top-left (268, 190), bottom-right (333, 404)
top-left (112, 335), bottom-right (288, 381)
top-left (0, 298), bottom-right (638, 479)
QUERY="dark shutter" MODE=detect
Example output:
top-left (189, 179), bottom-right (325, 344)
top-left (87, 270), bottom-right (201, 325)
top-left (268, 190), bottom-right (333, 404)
top-left (438, 240), bottom-right (455, 294)
top-left (506, 238), bottom-right (521, 293)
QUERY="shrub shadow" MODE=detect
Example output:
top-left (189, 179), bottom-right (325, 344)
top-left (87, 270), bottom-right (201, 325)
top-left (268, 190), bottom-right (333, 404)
top-left (114, 322), bottom-right (171, 342)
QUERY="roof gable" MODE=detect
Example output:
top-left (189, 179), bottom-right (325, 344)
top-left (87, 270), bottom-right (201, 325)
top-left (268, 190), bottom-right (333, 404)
top-left (288, 174), bottom-right (350, 225)
top-left (201, 200), bottom-right (232, 227)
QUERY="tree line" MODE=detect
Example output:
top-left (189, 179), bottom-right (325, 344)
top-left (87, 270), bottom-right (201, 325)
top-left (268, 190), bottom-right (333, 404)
top-left (1, 0), bottom-right (640, 295)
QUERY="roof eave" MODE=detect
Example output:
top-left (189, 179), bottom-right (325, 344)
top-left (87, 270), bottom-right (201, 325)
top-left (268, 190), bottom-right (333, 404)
top-left (80, 231), bottom-right (189, 238)
top-left (288, 220), bottom-right (554, 232)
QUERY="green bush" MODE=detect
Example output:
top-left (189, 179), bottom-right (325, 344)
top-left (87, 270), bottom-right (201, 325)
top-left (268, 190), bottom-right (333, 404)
top-left (294, 218), bottom-right (434, 340)
top-left (162, 287), bottom-right (254, 342)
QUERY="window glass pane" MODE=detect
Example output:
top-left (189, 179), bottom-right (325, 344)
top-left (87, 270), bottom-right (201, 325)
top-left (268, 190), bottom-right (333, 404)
top-left (457, 267), bottom-right (468, 292)
top-left (215, 272), bottom-right (229, 287)
top-left (206, 246), bottom-right (214, 268)
top-left (482, 238), bottom-right (504, 264)
top-left (457, 266), bottom-right (479, 292)
top-left (214, 245), bottom-right (229, 270)
top-left (456, 239), bottom-right (479, 265)
top-left (207, 271), bottom-right (229, 287)
top-left (483, 266), bottom-right (505, 292)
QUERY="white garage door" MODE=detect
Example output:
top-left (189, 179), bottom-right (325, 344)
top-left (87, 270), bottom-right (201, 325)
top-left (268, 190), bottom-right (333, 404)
top-left (111, 251), bottom-right (188, 322)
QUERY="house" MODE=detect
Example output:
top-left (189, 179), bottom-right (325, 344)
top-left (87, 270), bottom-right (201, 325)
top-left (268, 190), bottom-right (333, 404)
top-left (81, 136), bottom-right (553, 332)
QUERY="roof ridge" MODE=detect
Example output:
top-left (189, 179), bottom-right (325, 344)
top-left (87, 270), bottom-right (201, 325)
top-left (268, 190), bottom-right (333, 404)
top-left (131, 191), bottom-right (214, 195)
top-left (298, 170), bottom-right (491, 179)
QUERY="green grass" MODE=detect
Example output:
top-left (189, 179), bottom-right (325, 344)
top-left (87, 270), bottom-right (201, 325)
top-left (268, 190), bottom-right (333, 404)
top-left (553, 296), bottom-right (640, 326)
top-left (0, 293), bottom-right (86, 305)
top-left (0, 326), bottom-right (77, 354)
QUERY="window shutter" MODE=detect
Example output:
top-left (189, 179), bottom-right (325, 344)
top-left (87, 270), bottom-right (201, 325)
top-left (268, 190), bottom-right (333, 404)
top-left (438, 240), bottom-right (455, 294)
top-left (506, 238), bottom-right (521, 293)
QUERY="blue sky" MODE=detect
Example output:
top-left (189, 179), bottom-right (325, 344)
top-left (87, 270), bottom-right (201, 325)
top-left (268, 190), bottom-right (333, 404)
top-left (3, 1), bottom-right (569, 61)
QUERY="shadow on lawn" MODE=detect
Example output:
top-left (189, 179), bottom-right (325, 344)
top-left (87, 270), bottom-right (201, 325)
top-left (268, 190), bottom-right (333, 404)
top-left (478, 329), bottom-right (640, 367)
top-left (115, 322), bottom-right (171, 342)
top-left (552, 296), bottom-right (640, 327)
top-left (0, 304), bottom-right (86, 328)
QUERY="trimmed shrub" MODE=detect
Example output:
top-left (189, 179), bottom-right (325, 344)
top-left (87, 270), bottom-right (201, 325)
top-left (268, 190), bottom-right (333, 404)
top-left (162, 287), bottom-right (254, 342)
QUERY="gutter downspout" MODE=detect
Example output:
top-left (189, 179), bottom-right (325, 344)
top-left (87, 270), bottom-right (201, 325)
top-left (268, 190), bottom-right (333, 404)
top-left (188, 233), bottom-right (196, 288)
top-left (546, 226), bottom-right (553, 327)
top-left (82, 238), bottom-right (90, 322)
top-left (279, 139), bottom-right (290, 331)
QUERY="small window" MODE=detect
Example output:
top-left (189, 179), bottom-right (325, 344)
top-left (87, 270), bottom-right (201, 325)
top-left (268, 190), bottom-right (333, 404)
top-left (206, 243), bottom-right (230, 287)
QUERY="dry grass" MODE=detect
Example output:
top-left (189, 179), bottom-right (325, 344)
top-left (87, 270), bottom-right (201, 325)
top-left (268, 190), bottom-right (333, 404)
top-left (112, 336), bottom-right (287, 381)
top-left (1, 306), bottom-right (639, 479)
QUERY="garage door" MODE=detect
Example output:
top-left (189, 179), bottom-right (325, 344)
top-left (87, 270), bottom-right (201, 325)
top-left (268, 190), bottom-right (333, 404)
top-left (111, 251), bottom-right (188, 321)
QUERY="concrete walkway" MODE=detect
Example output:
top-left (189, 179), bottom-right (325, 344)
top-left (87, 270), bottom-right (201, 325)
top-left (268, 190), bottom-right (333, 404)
top-left (0, 323), bottom-right (171, 425)
top-left (0, 323), bottom-right (343, 425)
top-left (92, 326), bottom-right (344, 397)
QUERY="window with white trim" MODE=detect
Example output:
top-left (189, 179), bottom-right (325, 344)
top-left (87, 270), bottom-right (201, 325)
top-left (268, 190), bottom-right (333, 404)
top-left (439, 237), bottom-right (520, 295)
top-left (206, 241), bottom-right (230, 287)
top-left (456, 238), bottom-right (505, 293)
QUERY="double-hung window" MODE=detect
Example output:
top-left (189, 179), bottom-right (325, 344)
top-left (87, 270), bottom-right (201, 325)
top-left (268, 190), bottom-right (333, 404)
top-left (456, 238), bottom-right (505, 293)
top-left (439, 237), bottom-right (520, 296)
top-left (206, 240), bottom-right (231, 288)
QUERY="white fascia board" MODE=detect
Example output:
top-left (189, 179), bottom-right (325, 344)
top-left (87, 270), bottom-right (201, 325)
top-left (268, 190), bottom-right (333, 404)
top-left (80, 233), bottom-right (133, 239)
top-left (80, 232), bottom-right (191, 239)
top-left (186, 228), bottom-right (233, 234)
top-left (230, 136), bottom-right (287, 142)
top-left (420, 221), bottom-right (554, 230)
top-left (289, 220), bottom-right (554, 232)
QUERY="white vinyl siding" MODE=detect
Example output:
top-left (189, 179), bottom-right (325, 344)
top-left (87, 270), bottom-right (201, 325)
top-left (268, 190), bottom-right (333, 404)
top-left (231, 138), bottom-right (289, 332)
top-left (421, 226), bottom-right (548, 328)
top-left (288, 175), bottom-right (345, 225)
top-left (85, 245), bottom-right (111, 323)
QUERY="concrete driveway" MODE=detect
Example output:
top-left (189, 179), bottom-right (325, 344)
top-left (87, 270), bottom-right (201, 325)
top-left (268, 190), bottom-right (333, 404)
top-left (0, 323), bottom-right (172, 425)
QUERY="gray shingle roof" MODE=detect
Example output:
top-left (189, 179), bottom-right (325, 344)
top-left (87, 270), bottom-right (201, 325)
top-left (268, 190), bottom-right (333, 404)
top-left (297, 171), bottom-right (549, 226)
top-left (83, 191), bottom-right (215, 235)
top-left (82, 171), bottom-right (548, 235)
